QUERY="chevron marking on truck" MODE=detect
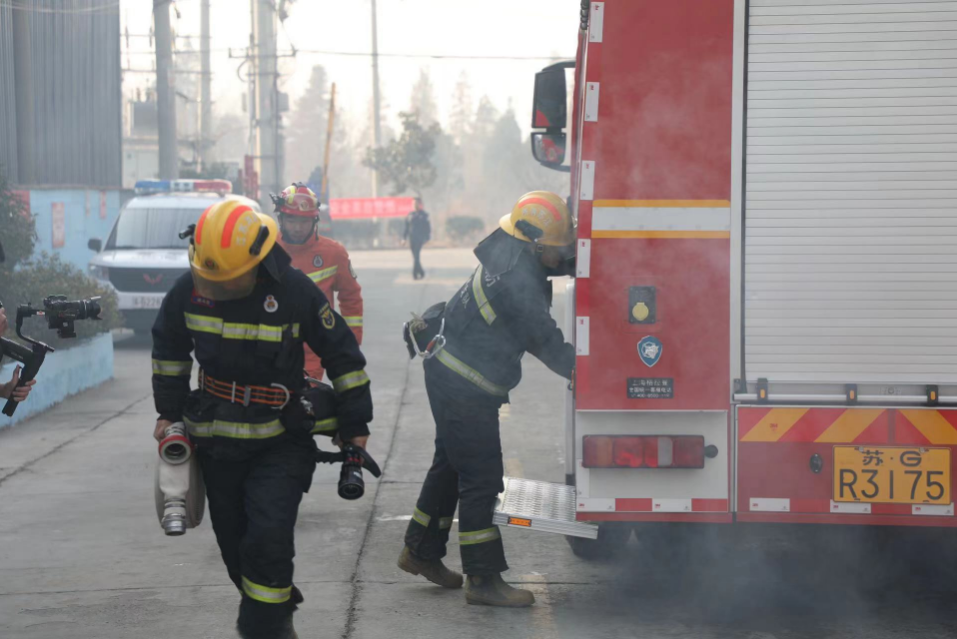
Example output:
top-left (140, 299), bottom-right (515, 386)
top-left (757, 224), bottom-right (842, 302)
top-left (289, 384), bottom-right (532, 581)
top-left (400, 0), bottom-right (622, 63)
top-left (740, 408), bottom-right (891, 444)
top-left (899, 410), bottom-right (957, 446)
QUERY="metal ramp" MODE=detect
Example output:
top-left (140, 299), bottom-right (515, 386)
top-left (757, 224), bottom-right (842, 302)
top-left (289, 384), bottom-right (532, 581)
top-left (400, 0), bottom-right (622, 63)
top-left (492, 477), bottom-right (599, 539)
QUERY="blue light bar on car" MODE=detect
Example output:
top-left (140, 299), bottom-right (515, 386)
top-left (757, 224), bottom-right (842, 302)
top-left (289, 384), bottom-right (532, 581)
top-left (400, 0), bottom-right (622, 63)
top-left (134, 179), bottom-right (232, 196)
top-left (134, 180), bottom-right (172, 195)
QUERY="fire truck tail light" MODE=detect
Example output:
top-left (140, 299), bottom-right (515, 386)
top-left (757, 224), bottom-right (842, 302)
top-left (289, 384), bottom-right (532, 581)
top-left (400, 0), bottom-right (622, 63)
top-left (583, 436), bottom-right (706, 469)
top-left (612, 437), bottom-right (643, 467)
top-left (582, 436), bottom-right (613, 467)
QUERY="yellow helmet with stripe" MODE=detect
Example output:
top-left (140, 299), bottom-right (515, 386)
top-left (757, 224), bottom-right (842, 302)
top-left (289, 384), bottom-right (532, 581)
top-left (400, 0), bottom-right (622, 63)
top-left (499, 191), bottom-right (573, 247)
top-left (188, 201), bottom-right (278, 300)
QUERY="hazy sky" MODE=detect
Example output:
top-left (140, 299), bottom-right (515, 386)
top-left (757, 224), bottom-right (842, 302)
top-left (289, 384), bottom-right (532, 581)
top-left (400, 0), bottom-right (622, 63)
top-left (122, 0), bottom-right (581, 136)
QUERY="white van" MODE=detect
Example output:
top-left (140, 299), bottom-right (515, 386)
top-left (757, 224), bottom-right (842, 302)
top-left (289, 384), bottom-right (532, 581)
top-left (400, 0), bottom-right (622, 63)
top-left (88, 180), bottom-right (262, 334)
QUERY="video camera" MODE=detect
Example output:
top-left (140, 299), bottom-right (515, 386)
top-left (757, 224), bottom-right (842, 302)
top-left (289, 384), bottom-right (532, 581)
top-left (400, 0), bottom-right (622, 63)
top-left (0, 238), bottom-right (103, 415)
top-left (0, 296), bottom-right (102, 416)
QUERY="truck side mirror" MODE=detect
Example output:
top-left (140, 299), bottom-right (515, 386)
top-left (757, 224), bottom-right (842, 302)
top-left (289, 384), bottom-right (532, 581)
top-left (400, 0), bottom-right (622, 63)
top-left (88, 238), bottom-right (102, 253)
top-left (531, 132), bottom-right (568, 169)
top-left (532, 67), bottom-right (568, 130)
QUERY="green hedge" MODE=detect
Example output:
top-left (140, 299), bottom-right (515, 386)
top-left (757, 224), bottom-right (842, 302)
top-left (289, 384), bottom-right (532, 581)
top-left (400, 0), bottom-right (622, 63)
top-left (446, 216), bottom-right (485, 245)
top-left (1, 253), bottom-right (122, 349)
top-left (329, 218), bottom-right (407, 250)
top-left (0, 170), bottom-right (121, 348)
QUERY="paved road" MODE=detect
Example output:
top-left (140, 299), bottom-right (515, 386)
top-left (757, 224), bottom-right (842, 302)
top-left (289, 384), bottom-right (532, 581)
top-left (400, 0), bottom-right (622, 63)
top-left (2, 248), bottom-right (957, 638)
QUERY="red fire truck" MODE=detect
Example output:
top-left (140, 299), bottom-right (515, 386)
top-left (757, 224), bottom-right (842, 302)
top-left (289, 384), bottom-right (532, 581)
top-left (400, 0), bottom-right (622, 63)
top-left (493, 0), bottom-right (957, 553)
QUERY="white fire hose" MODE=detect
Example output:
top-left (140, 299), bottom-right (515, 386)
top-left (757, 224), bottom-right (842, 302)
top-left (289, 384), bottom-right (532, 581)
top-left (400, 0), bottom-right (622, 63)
top-left (154, 422), bottom-right (206, 536)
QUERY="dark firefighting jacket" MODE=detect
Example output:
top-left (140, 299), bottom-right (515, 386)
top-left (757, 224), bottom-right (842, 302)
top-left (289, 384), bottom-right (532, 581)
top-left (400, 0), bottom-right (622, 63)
top-left (429, 229), bottom-right (575, 402)
top-left (152, 246), bottom-right (372, 456)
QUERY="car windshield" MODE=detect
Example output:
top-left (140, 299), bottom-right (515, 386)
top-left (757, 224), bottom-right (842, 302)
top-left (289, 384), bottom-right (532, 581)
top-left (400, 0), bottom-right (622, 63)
top-left (106, 207), bottom-right (206, 250)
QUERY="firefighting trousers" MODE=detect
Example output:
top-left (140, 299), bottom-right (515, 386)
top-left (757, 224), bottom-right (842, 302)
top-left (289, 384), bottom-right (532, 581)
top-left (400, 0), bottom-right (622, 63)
top-left (198, 437), bottom-right (315, 631)
top-left (404, 372), bottom-right (508, 575)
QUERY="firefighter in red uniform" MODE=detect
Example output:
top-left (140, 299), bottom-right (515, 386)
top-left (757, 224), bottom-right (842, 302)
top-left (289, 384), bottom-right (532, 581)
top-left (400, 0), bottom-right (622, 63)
top-left (274, 183), bottom-right (363, 381)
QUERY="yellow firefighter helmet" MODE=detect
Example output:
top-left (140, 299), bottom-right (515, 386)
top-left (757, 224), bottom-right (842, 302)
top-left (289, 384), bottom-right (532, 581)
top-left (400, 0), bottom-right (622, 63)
top-left (499, 191), bottom-right (573, 247)
top-left (188, 200), bottom-right (278, 300)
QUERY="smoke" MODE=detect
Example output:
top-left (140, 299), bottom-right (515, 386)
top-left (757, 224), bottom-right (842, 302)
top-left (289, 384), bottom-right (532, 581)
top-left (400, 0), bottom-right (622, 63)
top-left (558, 523), bottom-right (957, 638)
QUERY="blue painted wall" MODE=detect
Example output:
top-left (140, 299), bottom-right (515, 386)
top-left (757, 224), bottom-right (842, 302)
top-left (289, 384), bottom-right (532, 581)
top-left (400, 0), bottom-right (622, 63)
top-left (0, 333), bottom-right (114, 428)
top-left (28, 188), bottom-right (121, 272)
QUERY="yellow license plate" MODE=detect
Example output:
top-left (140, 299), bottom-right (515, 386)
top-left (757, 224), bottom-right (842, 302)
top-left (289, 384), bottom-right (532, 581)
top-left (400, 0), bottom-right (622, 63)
top-left (833, 446), bottom-right (951, 505)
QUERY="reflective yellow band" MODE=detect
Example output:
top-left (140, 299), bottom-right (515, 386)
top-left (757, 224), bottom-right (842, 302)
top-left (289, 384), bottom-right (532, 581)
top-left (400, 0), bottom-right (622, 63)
top-left (435, 349), bottom-right (508, 397)
top-left (439, 516), bottom-right (454, 530)
top-left (184, 313), bottom-right (223, 335)
top-left (152, 359), bottom-right (192, 376)
top-left (472, 265), bottom-right (497, 325)
top-left (459, 527), bottom-right (501, 546)
top-left (185, 418), bottom-right (285, 440)
top-left (311, 417), bottom-right (338, 434)
top-left (222, 322), bottom-right (283, 342)
top-left (412, 507), bottom-right (431, 527)
top-left (308, 265), bottom-right (339, 284)
top-left (241, 576), bottom-right (292, 604)
top-left (343, 316), bottom-right (363, 327)
top-left (332, 370), bottom-right (370, 393)
top-left (185, 315), bottom-right (299, 341)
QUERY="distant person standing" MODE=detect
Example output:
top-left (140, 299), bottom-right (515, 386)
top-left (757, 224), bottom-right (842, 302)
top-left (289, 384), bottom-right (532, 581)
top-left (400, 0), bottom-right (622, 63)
top-left (404, 197), bottom-right (431, 280)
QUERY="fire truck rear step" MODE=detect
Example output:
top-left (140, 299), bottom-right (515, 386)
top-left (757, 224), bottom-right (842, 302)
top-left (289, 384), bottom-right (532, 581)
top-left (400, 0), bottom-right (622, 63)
top-left (493, 477), bottom-right (599, 539)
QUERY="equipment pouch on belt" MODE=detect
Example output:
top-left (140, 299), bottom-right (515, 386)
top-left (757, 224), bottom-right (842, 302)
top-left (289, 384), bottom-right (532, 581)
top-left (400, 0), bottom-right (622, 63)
top-left (402, 301), bottom-right (446, 360)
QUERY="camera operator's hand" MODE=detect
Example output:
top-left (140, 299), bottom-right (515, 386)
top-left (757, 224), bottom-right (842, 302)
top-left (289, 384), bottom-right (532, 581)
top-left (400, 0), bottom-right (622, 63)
top-left (0, 307), bottom-right (7, 335)
top-left (154, 419), bottom-right (174, 442)
top-left (1, 366), bottom-right (36, 401)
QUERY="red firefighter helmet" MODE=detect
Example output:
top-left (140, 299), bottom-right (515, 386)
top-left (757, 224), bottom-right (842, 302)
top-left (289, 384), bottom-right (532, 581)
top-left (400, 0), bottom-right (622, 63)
top-left (274, 182), bottom-right (319, 218)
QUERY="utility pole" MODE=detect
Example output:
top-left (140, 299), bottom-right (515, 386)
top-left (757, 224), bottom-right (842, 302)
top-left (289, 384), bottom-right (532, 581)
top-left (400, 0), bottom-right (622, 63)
top-left (254, 0), bottom-right (279, 209)
top-left (321, 83), bottom-right (337, 200)
top-left (154, 0), bottom-right (177, 179)
top-left (199, 0), bottom-right (212, 172)
top-left (370, 0), bottom-right (382, 197)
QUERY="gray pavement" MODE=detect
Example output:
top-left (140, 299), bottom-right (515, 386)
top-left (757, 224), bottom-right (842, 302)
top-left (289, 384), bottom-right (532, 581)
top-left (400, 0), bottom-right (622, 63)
top-left (2, 248), bottom-right (957, 638)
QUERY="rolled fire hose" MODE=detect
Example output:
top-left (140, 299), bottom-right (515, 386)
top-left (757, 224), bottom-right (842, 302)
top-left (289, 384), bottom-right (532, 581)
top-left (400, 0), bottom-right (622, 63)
top-left (154, 422), bottom-right (206, 536)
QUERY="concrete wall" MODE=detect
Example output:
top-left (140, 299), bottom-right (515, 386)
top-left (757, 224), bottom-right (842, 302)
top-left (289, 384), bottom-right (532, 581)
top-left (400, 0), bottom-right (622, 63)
top-left (21, 187), bottom-right (121, 273)
top-left (0, 332), bottom-right (114, 429)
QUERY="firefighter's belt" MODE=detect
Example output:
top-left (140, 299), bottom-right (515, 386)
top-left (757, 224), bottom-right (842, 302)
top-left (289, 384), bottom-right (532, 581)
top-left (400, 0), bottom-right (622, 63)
top-left (199, 370), bottom-right (291, 409)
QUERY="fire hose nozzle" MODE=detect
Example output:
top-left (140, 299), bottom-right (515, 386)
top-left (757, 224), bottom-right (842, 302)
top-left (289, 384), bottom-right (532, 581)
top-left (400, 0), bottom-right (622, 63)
top-left (162, 500), bottom-right (188, 536)
top-left (159, 422), bottom-right (193, 465)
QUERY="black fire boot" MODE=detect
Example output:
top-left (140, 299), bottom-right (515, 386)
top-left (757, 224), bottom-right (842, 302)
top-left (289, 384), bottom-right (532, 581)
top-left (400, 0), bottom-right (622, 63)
top-left (237, 596), bottom-right (298, 639)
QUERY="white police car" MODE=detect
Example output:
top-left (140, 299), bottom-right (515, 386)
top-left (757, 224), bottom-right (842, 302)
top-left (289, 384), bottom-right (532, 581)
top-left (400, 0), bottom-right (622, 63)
top-left (88, 179), bottom-right (262, 334)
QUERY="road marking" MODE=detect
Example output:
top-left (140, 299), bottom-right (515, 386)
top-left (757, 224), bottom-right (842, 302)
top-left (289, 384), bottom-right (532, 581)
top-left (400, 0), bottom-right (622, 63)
top-left (519, 574), bottom-right (557, 639)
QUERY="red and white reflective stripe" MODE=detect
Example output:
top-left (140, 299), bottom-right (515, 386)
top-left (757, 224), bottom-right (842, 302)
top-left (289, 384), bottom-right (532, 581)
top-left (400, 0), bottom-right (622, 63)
top-left (748, 498), bottom-right (955, 517)
top-left (577, 498), bottom-right (729, 513)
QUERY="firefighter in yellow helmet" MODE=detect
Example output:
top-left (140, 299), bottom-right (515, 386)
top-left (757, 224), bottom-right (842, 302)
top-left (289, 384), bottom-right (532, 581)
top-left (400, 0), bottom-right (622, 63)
top-left (399, 191), bottom-right (576, 607)
top-left (150, 200), bottom-right (373, 638)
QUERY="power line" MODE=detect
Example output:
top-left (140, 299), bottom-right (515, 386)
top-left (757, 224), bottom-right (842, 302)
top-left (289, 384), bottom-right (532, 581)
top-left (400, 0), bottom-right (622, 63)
top-left (297, 49), bottom-right (571, 61)
top-left (122, 48), bottom-right (572, 62)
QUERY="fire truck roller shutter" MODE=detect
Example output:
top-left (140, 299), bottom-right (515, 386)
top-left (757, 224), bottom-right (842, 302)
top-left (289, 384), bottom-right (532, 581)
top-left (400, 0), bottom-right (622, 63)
top-left (743, 1), bottom-right (957, 393)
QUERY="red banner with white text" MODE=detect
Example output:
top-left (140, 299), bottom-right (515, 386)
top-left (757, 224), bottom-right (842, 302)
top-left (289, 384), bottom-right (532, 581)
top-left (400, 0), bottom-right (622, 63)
top-left (329, 197), bottom-right (414, 220)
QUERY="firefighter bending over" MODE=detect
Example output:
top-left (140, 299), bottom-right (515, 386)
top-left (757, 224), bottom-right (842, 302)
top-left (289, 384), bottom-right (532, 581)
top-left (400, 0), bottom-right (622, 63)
top-left (275, 183), bottom-right (364, 381)
top-left (151, 201), bottom-right (372, 638)
top-left (400, 191), bottom-right (576, 607)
